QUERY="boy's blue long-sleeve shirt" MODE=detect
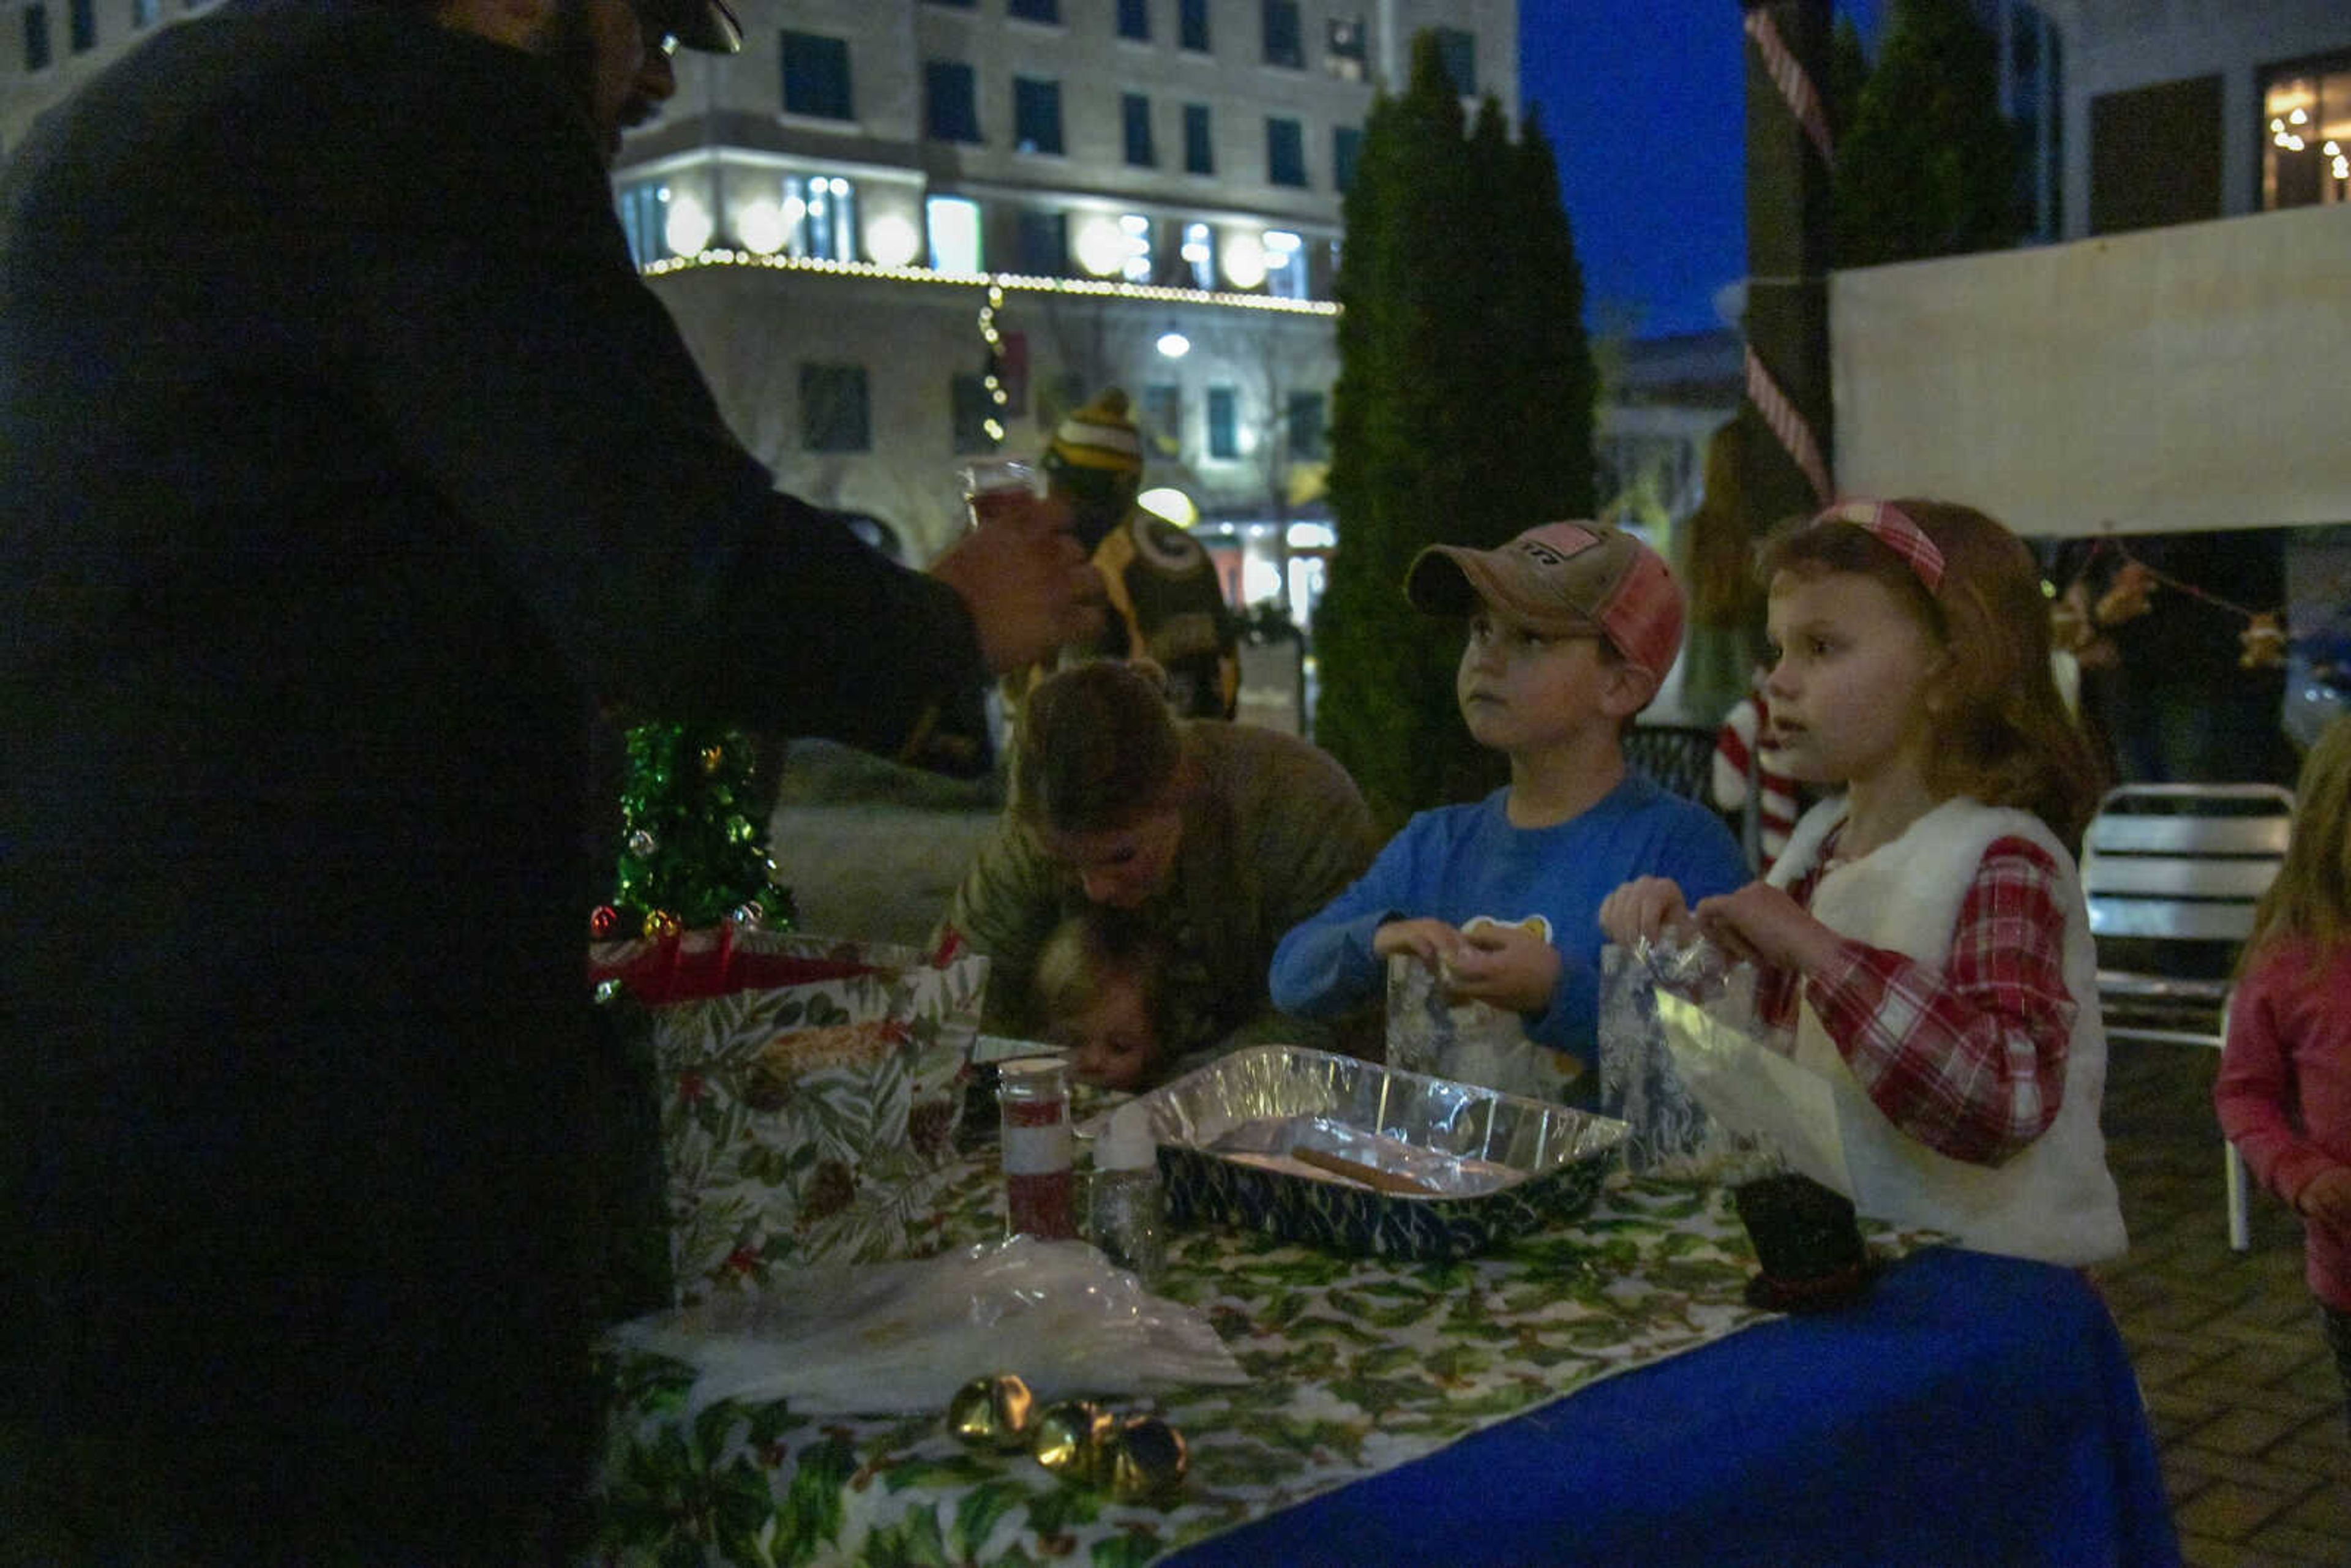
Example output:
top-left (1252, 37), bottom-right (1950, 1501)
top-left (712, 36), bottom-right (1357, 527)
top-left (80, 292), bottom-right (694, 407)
top-left (1269, 773), bottom-right (1750, 1071)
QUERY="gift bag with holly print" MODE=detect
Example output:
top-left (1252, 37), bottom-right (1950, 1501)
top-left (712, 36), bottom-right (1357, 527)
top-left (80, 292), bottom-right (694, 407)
top-left (588, 924), bottom-right (988, 1304)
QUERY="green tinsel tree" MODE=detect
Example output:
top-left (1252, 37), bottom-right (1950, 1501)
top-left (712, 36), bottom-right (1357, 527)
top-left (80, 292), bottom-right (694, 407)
top-left (595, 721), bottom-right (795, 940)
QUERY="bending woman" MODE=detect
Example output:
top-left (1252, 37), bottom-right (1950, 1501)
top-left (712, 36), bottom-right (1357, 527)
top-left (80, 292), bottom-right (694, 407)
top-left (943, 660), bottom-right (1379, 1071)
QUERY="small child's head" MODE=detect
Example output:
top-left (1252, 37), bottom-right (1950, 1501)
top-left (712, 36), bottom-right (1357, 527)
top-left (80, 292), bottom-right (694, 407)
top-left (1404, 521), bottom-right (1685, 746)
top-left (2248, 713), bottom-right (2351, 963)
top-left (1033, 912), bottom-right (1166, 1092)
top-left (1755, 498), bottom-right (2105, 849)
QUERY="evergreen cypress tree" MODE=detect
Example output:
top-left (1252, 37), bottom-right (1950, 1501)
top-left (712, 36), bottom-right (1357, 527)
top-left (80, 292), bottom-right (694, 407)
top-left (1832, 0), bottom-right (2022, 266)
top-left (1316, 33), bottom-right (1596, 828)
top-left (1826, 14), bottom-right (1870, 144)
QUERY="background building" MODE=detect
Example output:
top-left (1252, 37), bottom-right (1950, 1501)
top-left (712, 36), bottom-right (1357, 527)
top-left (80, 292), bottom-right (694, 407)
top-left (1834, 0), bottom-right (2348, 538)
top-left (1, 0), bottom-right (1517, 623)
top-left (613, 0), bottom-right (1517, 613)
top-left (1832, 0), bottom-right (2349, 782)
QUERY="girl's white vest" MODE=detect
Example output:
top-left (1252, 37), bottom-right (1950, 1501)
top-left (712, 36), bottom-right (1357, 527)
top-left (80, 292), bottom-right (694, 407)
top-left (1771, 797), bottom-right (2128, 1266)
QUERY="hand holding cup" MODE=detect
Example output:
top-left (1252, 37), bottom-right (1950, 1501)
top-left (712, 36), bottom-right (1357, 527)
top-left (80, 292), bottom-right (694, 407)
top-left (931, 468), bottom-right (1104, 674)
top-left (959, 457), bottom-right (1043, 531)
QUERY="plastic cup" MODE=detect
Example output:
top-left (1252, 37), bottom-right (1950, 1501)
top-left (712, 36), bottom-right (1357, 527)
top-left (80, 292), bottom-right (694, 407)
top-left (958, 457), bottom-right (1040, 530)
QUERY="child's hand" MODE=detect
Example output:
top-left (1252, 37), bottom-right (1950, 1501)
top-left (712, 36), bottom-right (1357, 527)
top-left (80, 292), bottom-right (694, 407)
top-left (1599, 877), bottom-right (1692, 948)
top-left (1373, 918), bottom-right (1464, 968)
top-left (1690, 882), bottom-right (1844, 975)
top-left (1445, 921), bottom-right (1562, 1016)
top-left (2299, 1166), bottom-right (2351, 1231)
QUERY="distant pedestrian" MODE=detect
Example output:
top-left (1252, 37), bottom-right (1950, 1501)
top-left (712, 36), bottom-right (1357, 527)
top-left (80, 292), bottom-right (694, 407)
top-left (2214, 713), bottom-right (2351, 1433)
top-left (1023, 388), bottom-right (1241, 720)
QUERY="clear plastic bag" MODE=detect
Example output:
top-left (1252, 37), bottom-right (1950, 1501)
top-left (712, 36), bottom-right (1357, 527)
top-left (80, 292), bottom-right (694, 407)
top-left (607, 1236), bottom-right (1248, 1415)
top-left (1384, 953), bottom-right (1581, 1105)
top-left (1599, 937), bottom-right (1753, 1176)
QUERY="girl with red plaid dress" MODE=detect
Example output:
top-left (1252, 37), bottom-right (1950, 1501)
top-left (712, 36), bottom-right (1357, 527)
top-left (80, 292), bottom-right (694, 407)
top-left (1603, 500), bottom-right (2126, 1266)
top-left (2214, 715), bottom-right (2351, 1429)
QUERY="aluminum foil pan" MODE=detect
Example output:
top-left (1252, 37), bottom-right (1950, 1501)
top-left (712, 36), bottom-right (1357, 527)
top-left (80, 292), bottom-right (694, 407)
top-left (1120, 1045), bottom-right (1629, 1261)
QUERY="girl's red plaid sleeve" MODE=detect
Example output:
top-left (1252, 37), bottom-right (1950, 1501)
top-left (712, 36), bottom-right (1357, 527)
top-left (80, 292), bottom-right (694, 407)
top-left (1802, 837), bottom-right (2077, 1166)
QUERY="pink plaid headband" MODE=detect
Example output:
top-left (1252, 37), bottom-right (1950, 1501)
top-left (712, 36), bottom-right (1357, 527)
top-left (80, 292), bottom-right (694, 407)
top-left (1810, 499), bottom-right (1944, 592)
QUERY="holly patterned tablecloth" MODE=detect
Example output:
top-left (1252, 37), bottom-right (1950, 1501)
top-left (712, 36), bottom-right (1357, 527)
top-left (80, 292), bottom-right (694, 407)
top-left (588, 1160), bottom-right (1912, 1567)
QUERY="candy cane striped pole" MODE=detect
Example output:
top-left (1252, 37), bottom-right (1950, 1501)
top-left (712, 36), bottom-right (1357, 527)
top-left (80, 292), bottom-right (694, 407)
top-left (1739, 0), bottom-right (1837, 520)
top-left (1744, 343), bottom-right (1832, 506)
top-left (1744, 6), bottom-right (1835, 170)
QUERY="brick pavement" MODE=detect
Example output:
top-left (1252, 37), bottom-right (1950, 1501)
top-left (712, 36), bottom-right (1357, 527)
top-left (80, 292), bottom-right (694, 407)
top-left (2099, 1038), bottom-right (2349, 1567)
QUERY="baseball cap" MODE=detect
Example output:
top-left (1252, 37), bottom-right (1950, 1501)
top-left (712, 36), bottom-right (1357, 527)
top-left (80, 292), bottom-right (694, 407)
top-left (643, 0), bottom-right (741, 53)
top-left (1406, 521), bottom-right (1685, 679)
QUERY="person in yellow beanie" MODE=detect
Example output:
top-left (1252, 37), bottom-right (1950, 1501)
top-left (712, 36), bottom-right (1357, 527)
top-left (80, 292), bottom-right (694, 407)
top-left (1035, 388), bottom-right (1240, 719)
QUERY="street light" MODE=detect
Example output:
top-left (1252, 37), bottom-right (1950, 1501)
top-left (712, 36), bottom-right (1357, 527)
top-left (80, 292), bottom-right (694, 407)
top-left (1156, 323), bottom-right (1191, 358)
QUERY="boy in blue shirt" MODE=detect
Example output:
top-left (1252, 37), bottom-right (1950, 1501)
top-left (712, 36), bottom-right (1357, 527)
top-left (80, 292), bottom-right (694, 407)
top-left (1271, 522), bottom-right (1748, 1092)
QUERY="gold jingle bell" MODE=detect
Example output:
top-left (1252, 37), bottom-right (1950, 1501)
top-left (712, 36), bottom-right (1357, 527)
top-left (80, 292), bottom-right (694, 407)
top-left (1108, 1414), bottom-right (1189, 1501)
top-left (945, 1373), bottom-right (1036, 1452)
top-left (1030, 1399), bottom-right (1117, 1485)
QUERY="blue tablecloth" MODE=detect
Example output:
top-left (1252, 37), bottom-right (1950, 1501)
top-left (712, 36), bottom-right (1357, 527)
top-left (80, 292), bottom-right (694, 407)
top-left (1172, 1245), bottom-right (2179, 1567)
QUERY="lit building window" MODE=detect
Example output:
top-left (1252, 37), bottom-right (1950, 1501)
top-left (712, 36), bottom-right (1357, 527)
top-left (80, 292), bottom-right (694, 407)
top-left (1207, 386), bottom-right (1239, 459)
top-left (1112, 214), bottom-right (1155, 283)
top-left (1222, 230), bottom-right (1266, 290)
top-left (1180, 221), bottom-right (1215, 290)
top-left (2261, 52), bottom-right (2351, 210)
top-left (616, 181), bottom-right (670, 268)
top-left (1262, 229), bottom-right (1306, 299)
top-left (1324, 15), bottom-right (1365, 81)
top-left (784, 174), bottom-right (860, 262)
top-left (927, 196), bottom-right (982, 272)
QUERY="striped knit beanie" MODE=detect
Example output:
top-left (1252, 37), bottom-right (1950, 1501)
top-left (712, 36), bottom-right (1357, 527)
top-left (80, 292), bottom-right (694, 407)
top-left (1045, 389), bottom-right (1145, 478)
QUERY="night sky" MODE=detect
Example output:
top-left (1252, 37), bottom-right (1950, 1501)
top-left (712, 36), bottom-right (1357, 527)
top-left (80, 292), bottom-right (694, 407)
top-left (1520, 1), bottom-right (1883, 339)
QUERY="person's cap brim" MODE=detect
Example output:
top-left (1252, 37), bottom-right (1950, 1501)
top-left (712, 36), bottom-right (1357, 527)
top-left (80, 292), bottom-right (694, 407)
top-left (1404, 545), bottom-right (1595, 635)
top-left (664, 0), bottom-right (742, 53)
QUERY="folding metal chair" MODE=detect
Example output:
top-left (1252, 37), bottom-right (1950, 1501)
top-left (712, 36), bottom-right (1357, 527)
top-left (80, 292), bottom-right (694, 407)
top-left (2079, 783), bottom-right (2295, 1251)
top-left (1622, 722), bottom-right (1719, 805)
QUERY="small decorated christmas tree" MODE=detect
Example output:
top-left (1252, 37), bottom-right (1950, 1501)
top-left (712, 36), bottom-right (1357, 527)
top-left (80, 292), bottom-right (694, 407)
top-left (593, 721), bottom-right (795, 941)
